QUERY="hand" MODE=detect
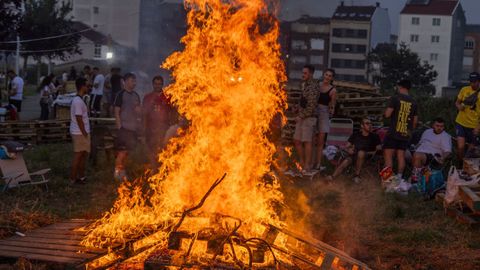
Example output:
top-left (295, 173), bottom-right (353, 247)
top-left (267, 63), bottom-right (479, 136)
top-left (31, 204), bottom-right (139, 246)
top-left (459, 104), bottom-right (466, 111)
top-left (474, 127), bottom-right (480, 136)
top-left (329, 106), bottom-right (334, 115)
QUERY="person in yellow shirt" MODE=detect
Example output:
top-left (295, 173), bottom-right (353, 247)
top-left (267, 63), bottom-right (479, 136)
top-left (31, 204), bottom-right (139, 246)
top-left (455, 72), bottom-right (480, 163)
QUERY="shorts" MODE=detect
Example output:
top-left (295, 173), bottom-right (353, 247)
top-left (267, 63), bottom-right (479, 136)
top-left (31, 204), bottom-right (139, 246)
top-left (9, 99), bottom-right (22, 112)
top-left (455, 123), bottom-right (477, 145)
top-left (383, 136), bottom-right (409, 151)
top-left (293, 117), bottom-right (317, 142)
top-left (115, 128), bottom-right (138, 151)
top-left (316, 105), bottom-right (330, 133)
top-left (72, 134), bottom-right (91, 153)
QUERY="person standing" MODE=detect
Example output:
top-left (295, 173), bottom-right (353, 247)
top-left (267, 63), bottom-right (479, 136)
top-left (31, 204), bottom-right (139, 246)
top-left (454, 72), bottom-right (480, 164)
top-left (90, 67), bottom-right (104, 117)
top-left (113, 73), bottom-right (142, 180)
top-left (69, 78), bottom-right (91, 184)
top-left (103, 68), bottom-right (113, 117)
top-left (110, 67), bottom-right (123, 111)
top-left (314, 68), bottom-right (337, 171)
top-left (382, 80), bottom-right (418, 180)
top-left (143, 75), bottom-right (175, 165)
top-left (7, 70), bottom-right (24, 120)
top-left (38, 76), bottom-right (54, 120)
top-left (293, 65), bottom-right (320, 173)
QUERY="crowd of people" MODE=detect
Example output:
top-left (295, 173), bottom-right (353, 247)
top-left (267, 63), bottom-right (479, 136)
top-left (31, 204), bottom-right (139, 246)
top-left (68, 66), bottom-right (178, 184)
top-left (293, 64), bottom-right (480, 185)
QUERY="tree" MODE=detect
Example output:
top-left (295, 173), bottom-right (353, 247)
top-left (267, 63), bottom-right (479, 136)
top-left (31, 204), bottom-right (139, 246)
top-left (18, 0), bottom-right (81, 69)
top-left (367, 43), bottom-right (438, 95)
top-left (0, 0), bottom-right (22, 53)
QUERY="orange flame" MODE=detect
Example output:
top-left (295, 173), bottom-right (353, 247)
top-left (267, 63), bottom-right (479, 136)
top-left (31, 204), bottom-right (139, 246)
top-left (83, 0), bottom-right (286, 250)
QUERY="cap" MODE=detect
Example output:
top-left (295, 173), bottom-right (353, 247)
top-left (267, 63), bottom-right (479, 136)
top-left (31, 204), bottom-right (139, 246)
top-left (397, 79), bottom-right (412, 90)
top-left (469, 72), bottom-right (480, 82)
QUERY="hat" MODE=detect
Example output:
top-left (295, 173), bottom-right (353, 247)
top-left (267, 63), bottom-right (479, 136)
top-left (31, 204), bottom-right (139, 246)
top-left (469, 72), bottom-right (480, 82)
top-left (397, 79), bottom-right (411, 90)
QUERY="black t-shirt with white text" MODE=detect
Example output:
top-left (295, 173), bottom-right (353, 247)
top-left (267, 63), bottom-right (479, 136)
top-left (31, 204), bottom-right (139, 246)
top-left (387, 94), bottom-right (418, 141)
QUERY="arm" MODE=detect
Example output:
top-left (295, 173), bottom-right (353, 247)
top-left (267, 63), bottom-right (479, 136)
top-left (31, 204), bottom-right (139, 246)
top-left (455, 98), bottom-right (465, 111)
top-left (76, 115), bottom-right (88, 137)
top-left (329, 88), bottom-right (337, 115)
top-left (412, 115), bottom-right (418, 129)
top-left (114, 106), bottom-right (121, 129)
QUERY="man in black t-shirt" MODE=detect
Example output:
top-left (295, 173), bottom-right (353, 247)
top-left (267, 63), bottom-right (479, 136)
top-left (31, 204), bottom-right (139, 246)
top-left (327, 118), bottom-right (381, 183)
top-left (382, 80), bottom-right (418, 180)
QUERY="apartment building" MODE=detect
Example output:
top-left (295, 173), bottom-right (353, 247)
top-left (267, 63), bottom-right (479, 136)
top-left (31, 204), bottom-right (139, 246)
top-left (463, 24), bottom-right (480, 80)
top-left (329, 2), bottom-right (390, 83)
top-left (282, 16), bottom-right (330, 83)
top-left (398, 0), bottom-right (465, 96)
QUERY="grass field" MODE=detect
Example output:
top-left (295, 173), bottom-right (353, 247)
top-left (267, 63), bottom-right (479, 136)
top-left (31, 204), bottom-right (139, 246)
top-left (0, 143), bottom-right (479, 269)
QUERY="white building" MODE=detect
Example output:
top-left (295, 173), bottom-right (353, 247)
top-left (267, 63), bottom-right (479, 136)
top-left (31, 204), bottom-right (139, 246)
top-left (329, 2), bottom-right (391, 83)
top-left (65, 0), bottom-right (141, 50)
top-left (398, 0), bottom-right (465, 96)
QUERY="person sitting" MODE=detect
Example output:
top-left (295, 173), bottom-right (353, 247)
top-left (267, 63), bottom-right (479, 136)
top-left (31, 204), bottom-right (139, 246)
top-left (411, 117), bottom-right (452, 182)
top-left (327, 118), bottom-right (381, 183)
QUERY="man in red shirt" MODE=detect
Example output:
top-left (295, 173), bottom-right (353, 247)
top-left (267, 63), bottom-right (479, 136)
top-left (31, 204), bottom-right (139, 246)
top-left (143, 75), bottom-right (175, 165)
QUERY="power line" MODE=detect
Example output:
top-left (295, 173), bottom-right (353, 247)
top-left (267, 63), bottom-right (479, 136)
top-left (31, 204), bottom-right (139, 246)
top-left (0, 28), bottom-right (90, 44)
top-left (0, 45), bottom-right (78, 53)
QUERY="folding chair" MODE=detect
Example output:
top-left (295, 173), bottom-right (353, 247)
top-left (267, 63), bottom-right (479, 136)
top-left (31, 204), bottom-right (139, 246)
top-left (326, 118), bottom-right (354, 148)
top-left (0, 152), bottom-right (50, 192)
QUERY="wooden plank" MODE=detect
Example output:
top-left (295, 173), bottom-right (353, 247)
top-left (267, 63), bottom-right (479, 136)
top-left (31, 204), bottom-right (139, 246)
top-left (459, 185), bottom-right (480, 212)
top-left (43, 222), bottom-right (90, 230)
top-left (0, 245), bottom-right (95, 260)
top-left (0, 249), bottom-right (82, 264)
top-left (0, 240), bottom-right (104, 254)
top-left (23, 232), bottom-right (85, 240)
top-left (29, 228), bottom-right (87, 236)
top-left (8, 236), bottom-right (82, 246)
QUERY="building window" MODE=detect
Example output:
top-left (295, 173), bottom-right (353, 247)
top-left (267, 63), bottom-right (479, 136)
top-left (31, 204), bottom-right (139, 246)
top-left (94, 44), bottom-right (102, 58)
top-left (430, 53), bottom-right (438, 61)
top-left (310, 55), bottom-right (324, 65)
top-left (410, 34), bottom-right (419, 43)
top-left (310, 39), bottom-right (325, 50)
top-left (331, 59), bottom-right (365, 69)
top-left (432, 18), bottom-right (441, 26)
top-left (291, 56), bottom-right (307, 64)
top-left (332, 43), bottom-right (367, 54)
top-left (431, 35), bottom-right (440, 43)
top-left (291, 40), bottom-right (307, 50)
top-left (463, 56), bottom-right (473, 66)
top-left (465, 40), bottom-right (475, 49)
top-left (331, 28), bottom-right (367, 39)
top-left (93, 6), bottom-right (99, 14)
top-left (412, 17), bottom-right (420, 25)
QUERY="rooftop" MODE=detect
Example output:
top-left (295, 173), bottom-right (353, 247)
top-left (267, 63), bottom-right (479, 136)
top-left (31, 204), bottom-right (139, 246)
top-left (332, 5), bottom-right (377, 21)
top-left (401, 0), bottom-right (459, 16)
top-left (72, 21), bottom-right (115, 46)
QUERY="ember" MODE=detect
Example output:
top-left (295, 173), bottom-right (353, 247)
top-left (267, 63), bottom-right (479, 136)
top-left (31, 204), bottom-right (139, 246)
top-left (80, 0), bottom-right (369, 269)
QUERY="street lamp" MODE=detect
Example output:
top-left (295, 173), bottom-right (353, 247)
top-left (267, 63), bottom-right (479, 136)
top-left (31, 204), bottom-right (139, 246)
top-left (106, 52), bottom-right (114, 59)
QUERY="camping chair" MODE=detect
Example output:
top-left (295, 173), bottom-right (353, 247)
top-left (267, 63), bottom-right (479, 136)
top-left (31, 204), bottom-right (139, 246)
top-left (0, 151), bottom-right (50, 192)
top-left (324, 118), bottom-right (354, 172)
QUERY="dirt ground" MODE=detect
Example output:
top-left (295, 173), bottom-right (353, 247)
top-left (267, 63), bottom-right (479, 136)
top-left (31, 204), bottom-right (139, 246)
top-left (0, 144), bottom-right (480, 269)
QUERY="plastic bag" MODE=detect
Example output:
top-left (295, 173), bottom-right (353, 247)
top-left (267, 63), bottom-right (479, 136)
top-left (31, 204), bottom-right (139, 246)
top-left (444, 166), bottom-right (480, 204)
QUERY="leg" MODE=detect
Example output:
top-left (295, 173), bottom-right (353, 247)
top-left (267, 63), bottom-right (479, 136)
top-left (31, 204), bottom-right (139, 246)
top-left (304, 141), bottom-right (312, 170)
top-left (396, 150), bottom-right (406, 176)
top-left (355, 151), bottom-right (366, 176)
top-left (70, 152), bottom-right (82, 181)
top-left (457, 136), bottom-right (465, 163)
top-left (383, 148), bottom-right (395, 169)
top-left (78, 151), bottom-right (88, 178)
top-left (315, 132), bottom-right (326, 168)
top-left (332, 157), bottom-right (352, 178)
top-left (412, 152), bottom-right (427, 169)
top-left (294, 140), bottom-right (305, 168)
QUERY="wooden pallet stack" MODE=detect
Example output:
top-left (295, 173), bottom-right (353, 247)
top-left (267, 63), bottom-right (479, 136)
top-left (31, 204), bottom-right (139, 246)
top-left (282, 80), bottom-right (386, 143)
top-left (0, 118), bottom-right (116, 144)
top-left (436, 186), bottom-right (480, 227)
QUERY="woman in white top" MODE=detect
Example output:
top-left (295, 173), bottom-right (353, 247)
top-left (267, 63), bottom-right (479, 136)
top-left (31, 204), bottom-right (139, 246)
top-left (39, 76), bottom-right (53, 120)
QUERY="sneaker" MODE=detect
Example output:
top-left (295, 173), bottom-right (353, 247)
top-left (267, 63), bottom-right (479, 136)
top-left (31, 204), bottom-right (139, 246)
top-left (352, 175), bottom-right (361, 184)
